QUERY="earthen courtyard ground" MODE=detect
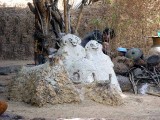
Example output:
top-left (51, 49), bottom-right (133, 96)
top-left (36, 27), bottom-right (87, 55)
top-left (0, 60), bottom-right (160, 120)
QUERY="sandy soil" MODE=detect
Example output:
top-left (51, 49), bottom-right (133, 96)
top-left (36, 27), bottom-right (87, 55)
top-left (7, 94), bottom-right (160, 120)
top-left (0, 61), bottom-right (160, 120)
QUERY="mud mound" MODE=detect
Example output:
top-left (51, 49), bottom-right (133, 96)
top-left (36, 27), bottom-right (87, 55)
top-left (85, 81), bottom-right (123, 106)
top-left (8, 57), bottom-right (81, 107)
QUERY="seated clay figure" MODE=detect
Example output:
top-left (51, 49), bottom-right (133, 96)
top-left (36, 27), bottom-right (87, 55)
top-left (57, 33), bottom-right (86, 73)
top-left (57, 34), bottom-right (97, 83)
top-left (70, 58), bottom-right (97, 83)
top-left (85, 40), bottom-right (122, 92)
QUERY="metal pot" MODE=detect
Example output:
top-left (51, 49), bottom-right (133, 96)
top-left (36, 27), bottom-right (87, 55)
top-left (149, 36), bottom-right (160, 55)
top-left (147, 55), bottom-right (160, 66)
top-left (125, 48), bottom-right (143, 60)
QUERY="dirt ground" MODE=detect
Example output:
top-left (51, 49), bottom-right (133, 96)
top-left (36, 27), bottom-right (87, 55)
top-left (0, 61), bottom-right (160, 120)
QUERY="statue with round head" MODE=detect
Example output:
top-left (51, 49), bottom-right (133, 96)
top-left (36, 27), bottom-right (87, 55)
top-left (57, 33), bottom-right (86, 76)
top-left (85, 40), bottom-right (122, 93)
top-left (61, 33), bottom-right (81, 47)
top-left (85, 40), bottom-right (99, 51)
top-left (85, 40), bottom-right (100, 59)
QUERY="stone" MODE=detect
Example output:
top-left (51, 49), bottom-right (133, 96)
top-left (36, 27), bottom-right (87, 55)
top-left (117, 75), bottom-right (132, 92)
top-left (0, 113), bottom-right (26, 120)
top-left (138, 83), bottom-right (160, 95)
top-left (0, 101), bottom-right (8, 115)
top-left (0, 65), bottom-right (22, 75)
top-left (113, 56), bottom-right (134, 75)
top-left (0, 86), bottom-right (6, 93)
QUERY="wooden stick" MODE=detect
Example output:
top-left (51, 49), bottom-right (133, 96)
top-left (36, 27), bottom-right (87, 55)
top-left (63, 0), bottom-right (68, 33)
top-left (75, 3), bottom-right (84, 34)
top-left (146, 92), bottom-right (160, 97)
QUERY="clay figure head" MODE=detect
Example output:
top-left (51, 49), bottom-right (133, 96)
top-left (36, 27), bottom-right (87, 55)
top-left (85, 40), bottom-right (99, 51)
top-left (61, 33), bottom-right (81, 47)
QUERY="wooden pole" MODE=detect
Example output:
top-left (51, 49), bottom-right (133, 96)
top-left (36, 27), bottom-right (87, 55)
top-left (75, 3), bottom-right (84, 34)
top-left (146, 92), bottom-right (160, 97)
top-left (67, 0), bottom-right (71, 33)
top-left (63, 0), bottom-right (68, 33)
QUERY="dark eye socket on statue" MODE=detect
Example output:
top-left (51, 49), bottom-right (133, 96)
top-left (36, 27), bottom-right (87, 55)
top-left (75, 37), bottom-right (78, 41)
top-left (68, 38), bottom-right (72, 42)
top-left (90, 43), bottom-right (94, 47)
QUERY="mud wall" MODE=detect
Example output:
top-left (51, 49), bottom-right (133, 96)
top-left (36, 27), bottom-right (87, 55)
top-left (0, 7), bottom-right (34, 60)
top-left (0, 0), bottom-right (160, 60)
top-left (73, 0), bottom-right (160, 55)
